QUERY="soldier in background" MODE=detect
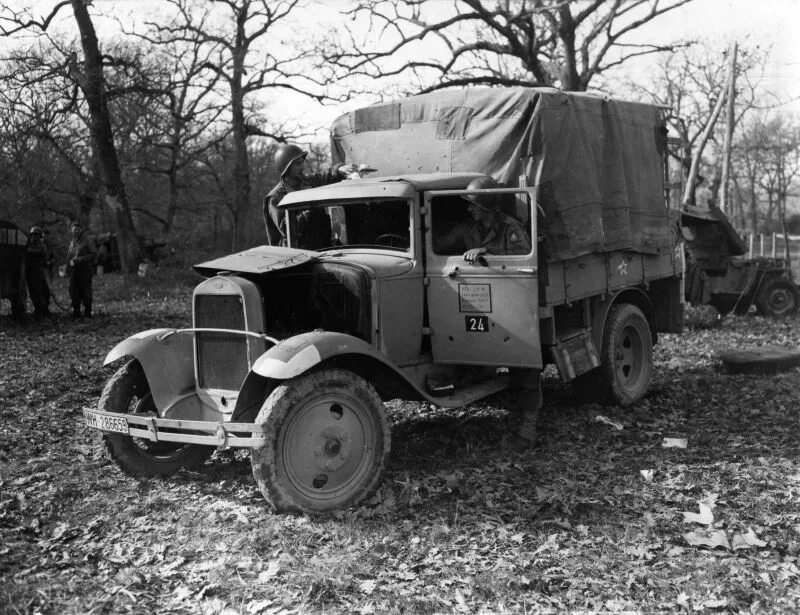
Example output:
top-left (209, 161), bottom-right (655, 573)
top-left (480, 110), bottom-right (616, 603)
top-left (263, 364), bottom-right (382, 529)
top-left (26, 226), bottom-right (53, 318)
top-left (66, 221), bottom-right (97, 319)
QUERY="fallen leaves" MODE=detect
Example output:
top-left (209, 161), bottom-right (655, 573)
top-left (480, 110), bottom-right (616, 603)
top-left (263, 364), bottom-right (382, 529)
top-left (682, 502), bottom-right (715, 525)
top-left (593, 414), bottom-right (624, 430)
top-left (3, 273), bottom-right (800, 613)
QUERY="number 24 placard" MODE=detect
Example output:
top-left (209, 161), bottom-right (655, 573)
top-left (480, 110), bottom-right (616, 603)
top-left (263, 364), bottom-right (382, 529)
top-left (465, 315), bottom-right (489, 332)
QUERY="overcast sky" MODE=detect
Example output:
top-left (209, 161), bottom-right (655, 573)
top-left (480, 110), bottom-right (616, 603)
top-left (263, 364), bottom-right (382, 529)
top-left (4, 0), bottom-right (799, 136)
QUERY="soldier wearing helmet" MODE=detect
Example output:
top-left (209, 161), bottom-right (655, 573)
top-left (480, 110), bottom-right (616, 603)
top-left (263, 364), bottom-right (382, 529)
top-left (26, 226), bottom-right (53, 318)
top-left (263, 144), bottom-right (363, 246)
top-left (435, 176), bottom-right (531, 263)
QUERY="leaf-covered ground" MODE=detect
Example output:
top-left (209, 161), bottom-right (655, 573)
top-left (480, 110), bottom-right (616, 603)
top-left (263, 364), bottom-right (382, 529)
top-left (1, 271), bottom-right (799, 614)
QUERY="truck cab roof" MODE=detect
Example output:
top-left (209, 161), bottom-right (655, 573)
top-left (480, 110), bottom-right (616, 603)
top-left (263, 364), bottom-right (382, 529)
top-left (278, 172), bottom-right (487, 207)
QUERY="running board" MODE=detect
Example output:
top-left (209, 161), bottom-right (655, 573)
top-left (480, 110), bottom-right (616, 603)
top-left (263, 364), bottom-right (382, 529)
top-left (422, 376), bottom-right (511, 408)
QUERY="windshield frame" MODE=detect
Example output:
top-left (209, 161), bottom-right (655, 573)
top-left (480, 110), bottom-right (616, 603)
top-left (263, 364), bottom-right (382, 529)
top-left (284, 196), bottom-right (415, 254)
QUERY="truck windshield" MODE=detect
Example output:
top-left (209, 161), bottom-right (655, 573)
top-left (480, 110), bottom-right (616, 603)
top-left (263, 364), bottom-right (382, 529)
top-left (286, 198), bottom-right (412, 252)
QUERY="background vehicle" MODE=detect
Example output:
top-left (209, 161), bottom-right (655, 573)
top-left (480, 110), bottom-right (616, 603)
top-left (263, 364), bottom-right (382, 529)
top-left (86, 88), bottom-right (683, 513)
top-left (682, 205), bottom-right (800, 316)
top-left (0, 220), bottom-right (27, 319)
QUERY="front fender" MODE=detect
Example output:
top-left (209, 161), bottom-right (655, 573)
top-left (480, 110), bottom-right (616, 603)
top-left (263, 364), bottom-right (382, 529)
top-left (103, 329), bottom-right (208, 419)
top-left (252, 331), bottom-right (395, 379)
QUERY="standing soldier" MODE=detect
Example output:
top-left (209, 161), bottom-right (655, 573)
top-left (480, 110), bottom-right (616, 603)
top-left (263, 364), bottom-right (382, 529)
top-left (25, 226), bottom-right (53, 318)
top-left (263, 144), bottom-right (364, 246)
top-left (66, 221), bottom-right (97, 319)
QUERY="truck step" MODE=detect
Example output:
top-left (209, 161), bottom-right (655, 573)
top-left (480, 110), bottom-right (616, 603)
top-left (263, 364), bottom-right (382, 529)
top-left (552, 331), bottom-right (600, 382)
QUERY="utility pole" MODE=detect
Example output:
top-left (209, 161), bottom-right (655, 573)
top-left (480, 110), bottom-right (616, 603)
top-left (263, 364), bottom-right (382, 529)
top-left (720, 42), bottom-right (738, 214)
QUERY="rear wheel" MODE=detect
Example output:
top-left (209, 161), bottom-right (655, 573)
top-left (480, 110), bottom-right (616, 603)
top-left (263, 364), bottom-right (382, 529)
top-left (251, 368), bottom-right (390, 513)
top-left (755, 278), bottom-right (800, 316)
top-left (99, 359), bottom-right (212, 476)
top-left (598, 304), bottom-right (653, 406)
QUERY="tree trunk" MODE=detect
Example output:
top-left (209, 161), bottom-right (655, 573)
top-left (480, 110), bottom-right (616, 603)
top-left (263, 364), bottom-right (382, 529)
top-left (224, 6), bottom-right (252, 252)
top-left (720, 43), bottom-right (737, 213)
top-left (556, 5), bottom-right (581, 91)
top-left (231, 86), bottom-right (249, 251)
top-left (70, 0), bottom-right (141, 272)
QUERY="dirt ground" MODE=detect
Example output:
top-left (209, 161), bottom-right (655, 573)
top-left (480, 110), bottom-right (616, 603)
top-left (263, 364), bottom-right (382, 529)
top-left (1, 271), bottom-right (799, 614)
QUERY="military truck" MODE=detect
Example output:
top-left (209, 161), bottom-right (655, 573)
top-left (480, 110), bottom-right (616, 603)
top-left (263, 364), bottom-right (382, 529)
top-left (682, 205), bottom-right (799, 316)
top-left (0, 220), bottom-right (28, 319)
top-left (85, 88), bottom-right (683, 513)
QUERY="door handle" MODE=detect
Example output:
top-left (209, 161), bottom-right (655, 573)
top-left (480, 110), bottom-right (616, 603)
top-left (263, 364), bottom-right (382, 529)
top-left (516, 267), bottom-right (537, 275)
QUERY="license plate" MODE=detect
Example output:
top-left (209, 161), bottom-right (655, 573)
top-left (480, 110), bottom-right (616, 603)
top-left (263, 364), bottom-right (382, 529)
top-left (83, 409), bottom-right (129, 435)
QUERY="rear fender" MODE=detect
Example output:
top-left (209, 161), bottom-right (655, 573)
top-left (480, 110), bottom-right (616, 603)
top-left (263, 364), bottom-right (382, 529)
top-left (591, 288), bottom-right (655, 351)
top-left (103, 329), bottom-right (213, 419)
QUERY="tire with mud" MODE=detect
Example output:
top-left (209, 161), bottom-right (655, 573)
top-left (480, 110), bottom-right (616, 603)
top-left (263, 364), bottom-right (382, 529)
top-left (251, 368), bottom-right (390, 514)
top-left (598, 304), bottom-right (653, 406)
top-left (755, 278), bottom-right (800, 317)
top-left (99, 359), bottom-right (212, 476)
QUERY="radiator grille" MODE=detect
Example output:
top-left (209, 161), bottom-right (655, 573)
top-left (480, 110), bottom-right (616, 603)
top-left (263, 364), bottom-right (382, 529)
top-left (195, 294), bottom-right (248, 391)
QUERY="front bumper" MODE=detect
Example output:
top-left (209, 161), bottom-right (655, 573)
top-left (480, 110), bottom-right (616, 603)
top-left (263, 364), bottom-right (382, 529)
top-left (83, 408), bottom-right (266, 449)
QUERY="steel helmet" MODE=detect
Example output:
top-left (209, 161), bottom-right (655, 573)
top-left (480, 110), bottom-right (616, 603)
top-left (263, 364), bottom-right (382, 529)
top-left (274, 143), bottom-right (308, 177)
top-left (29, 226), bottom-right (43, 235)
top-left (463, 176), bottom-right (501, 211)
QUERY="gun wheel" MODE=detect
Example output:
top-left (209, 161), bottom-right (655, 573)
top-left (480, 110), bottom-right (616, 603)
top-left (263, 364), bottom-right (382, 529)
top-left (251, 368), bottom-right (390, 514)
top-left (756, 279), bottom-right (800, 317)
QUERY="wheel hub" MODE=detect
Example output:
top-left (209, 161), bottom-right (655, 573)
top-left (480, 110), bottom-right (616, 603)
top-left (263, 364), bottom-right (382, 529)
top-left (770, 290), bottom-right (789, 310)
top-left (324, 438), bottom-right (341, 456)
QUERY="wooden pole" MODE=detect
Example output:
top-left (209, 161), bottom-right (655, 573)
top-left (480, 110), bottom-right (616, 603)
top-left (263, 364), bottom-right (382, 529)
top-left (720, 43), bottom-right (738, 213)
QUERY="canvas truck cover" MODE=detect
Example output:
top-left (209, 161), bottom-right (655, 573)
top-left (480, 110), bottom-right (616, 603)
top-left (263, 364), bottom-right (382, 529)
top-left (330, 87), bottom-right (673, 261)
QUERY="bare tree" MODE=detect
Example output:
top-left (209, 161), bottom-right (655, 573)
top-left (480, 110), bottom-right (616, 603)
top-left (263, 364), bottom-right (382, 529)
top-left (325, 0), bottom-right (694, 94)
top-left (113, 29), bottom-right (227, 239)
top-left (628, 43), bottom-right (773, 208)
top-left (151, 0), bottom-right (330, 250)
top-left (1, 0), bottom-right (143, 271)
top-left (0, 39), bottom-right (102, 233)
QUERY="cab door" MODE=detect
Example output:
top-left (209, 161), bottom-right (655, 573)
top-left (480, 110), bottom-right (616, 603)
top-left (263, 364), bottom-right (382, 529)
top-left (424, 187), bottom-right (541, 368)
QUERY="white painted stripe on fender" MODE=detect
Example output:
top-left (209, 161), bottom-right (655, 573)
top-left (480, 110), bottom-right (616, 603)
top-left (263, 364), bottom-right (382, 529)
top-left (253, 344), bottom-right (321, 379)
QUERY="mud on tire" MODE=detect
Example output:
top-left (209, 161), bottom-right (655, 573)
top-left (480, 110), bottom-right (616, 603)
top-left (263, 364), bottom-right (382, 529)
top-left (598, 303), bottom-right (653, 406)
top-left (99, 359), bottom-right (211, 477)
top-left (251, 368), bottom-right (390, 514)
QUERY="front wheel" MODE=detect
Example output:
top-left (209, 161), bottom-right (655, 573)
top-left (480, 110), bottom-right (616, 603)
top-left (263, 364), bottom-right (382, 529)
top-left (251, 368), bottom-right (390, 514)
top-left (99, 359), bottom-right (212, 476)
top-left (598, 304), bottom-right (653, 406)
top-left (755, 279), bottom-right (800, 317)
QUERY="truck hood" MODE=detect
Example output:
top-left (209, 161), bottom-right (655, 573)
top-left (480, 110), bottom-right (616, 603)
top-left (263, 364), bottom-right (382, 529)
top-left (194, 245), bottom-right (414, 278)
top-left (194, 246), bottom-right (319, 276)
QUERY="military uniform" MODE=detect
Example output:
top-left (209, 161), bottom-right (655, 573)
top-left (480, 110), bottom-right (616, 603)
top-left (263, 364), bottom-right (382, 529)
top-left (26, 232), bottom-right (52, 318)
top-left (67, 230), bottom-right (97, 318)
top-left (437, 212), bottom-right (531, 256)
top-left (263, 168), bottom-right (342, 246)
